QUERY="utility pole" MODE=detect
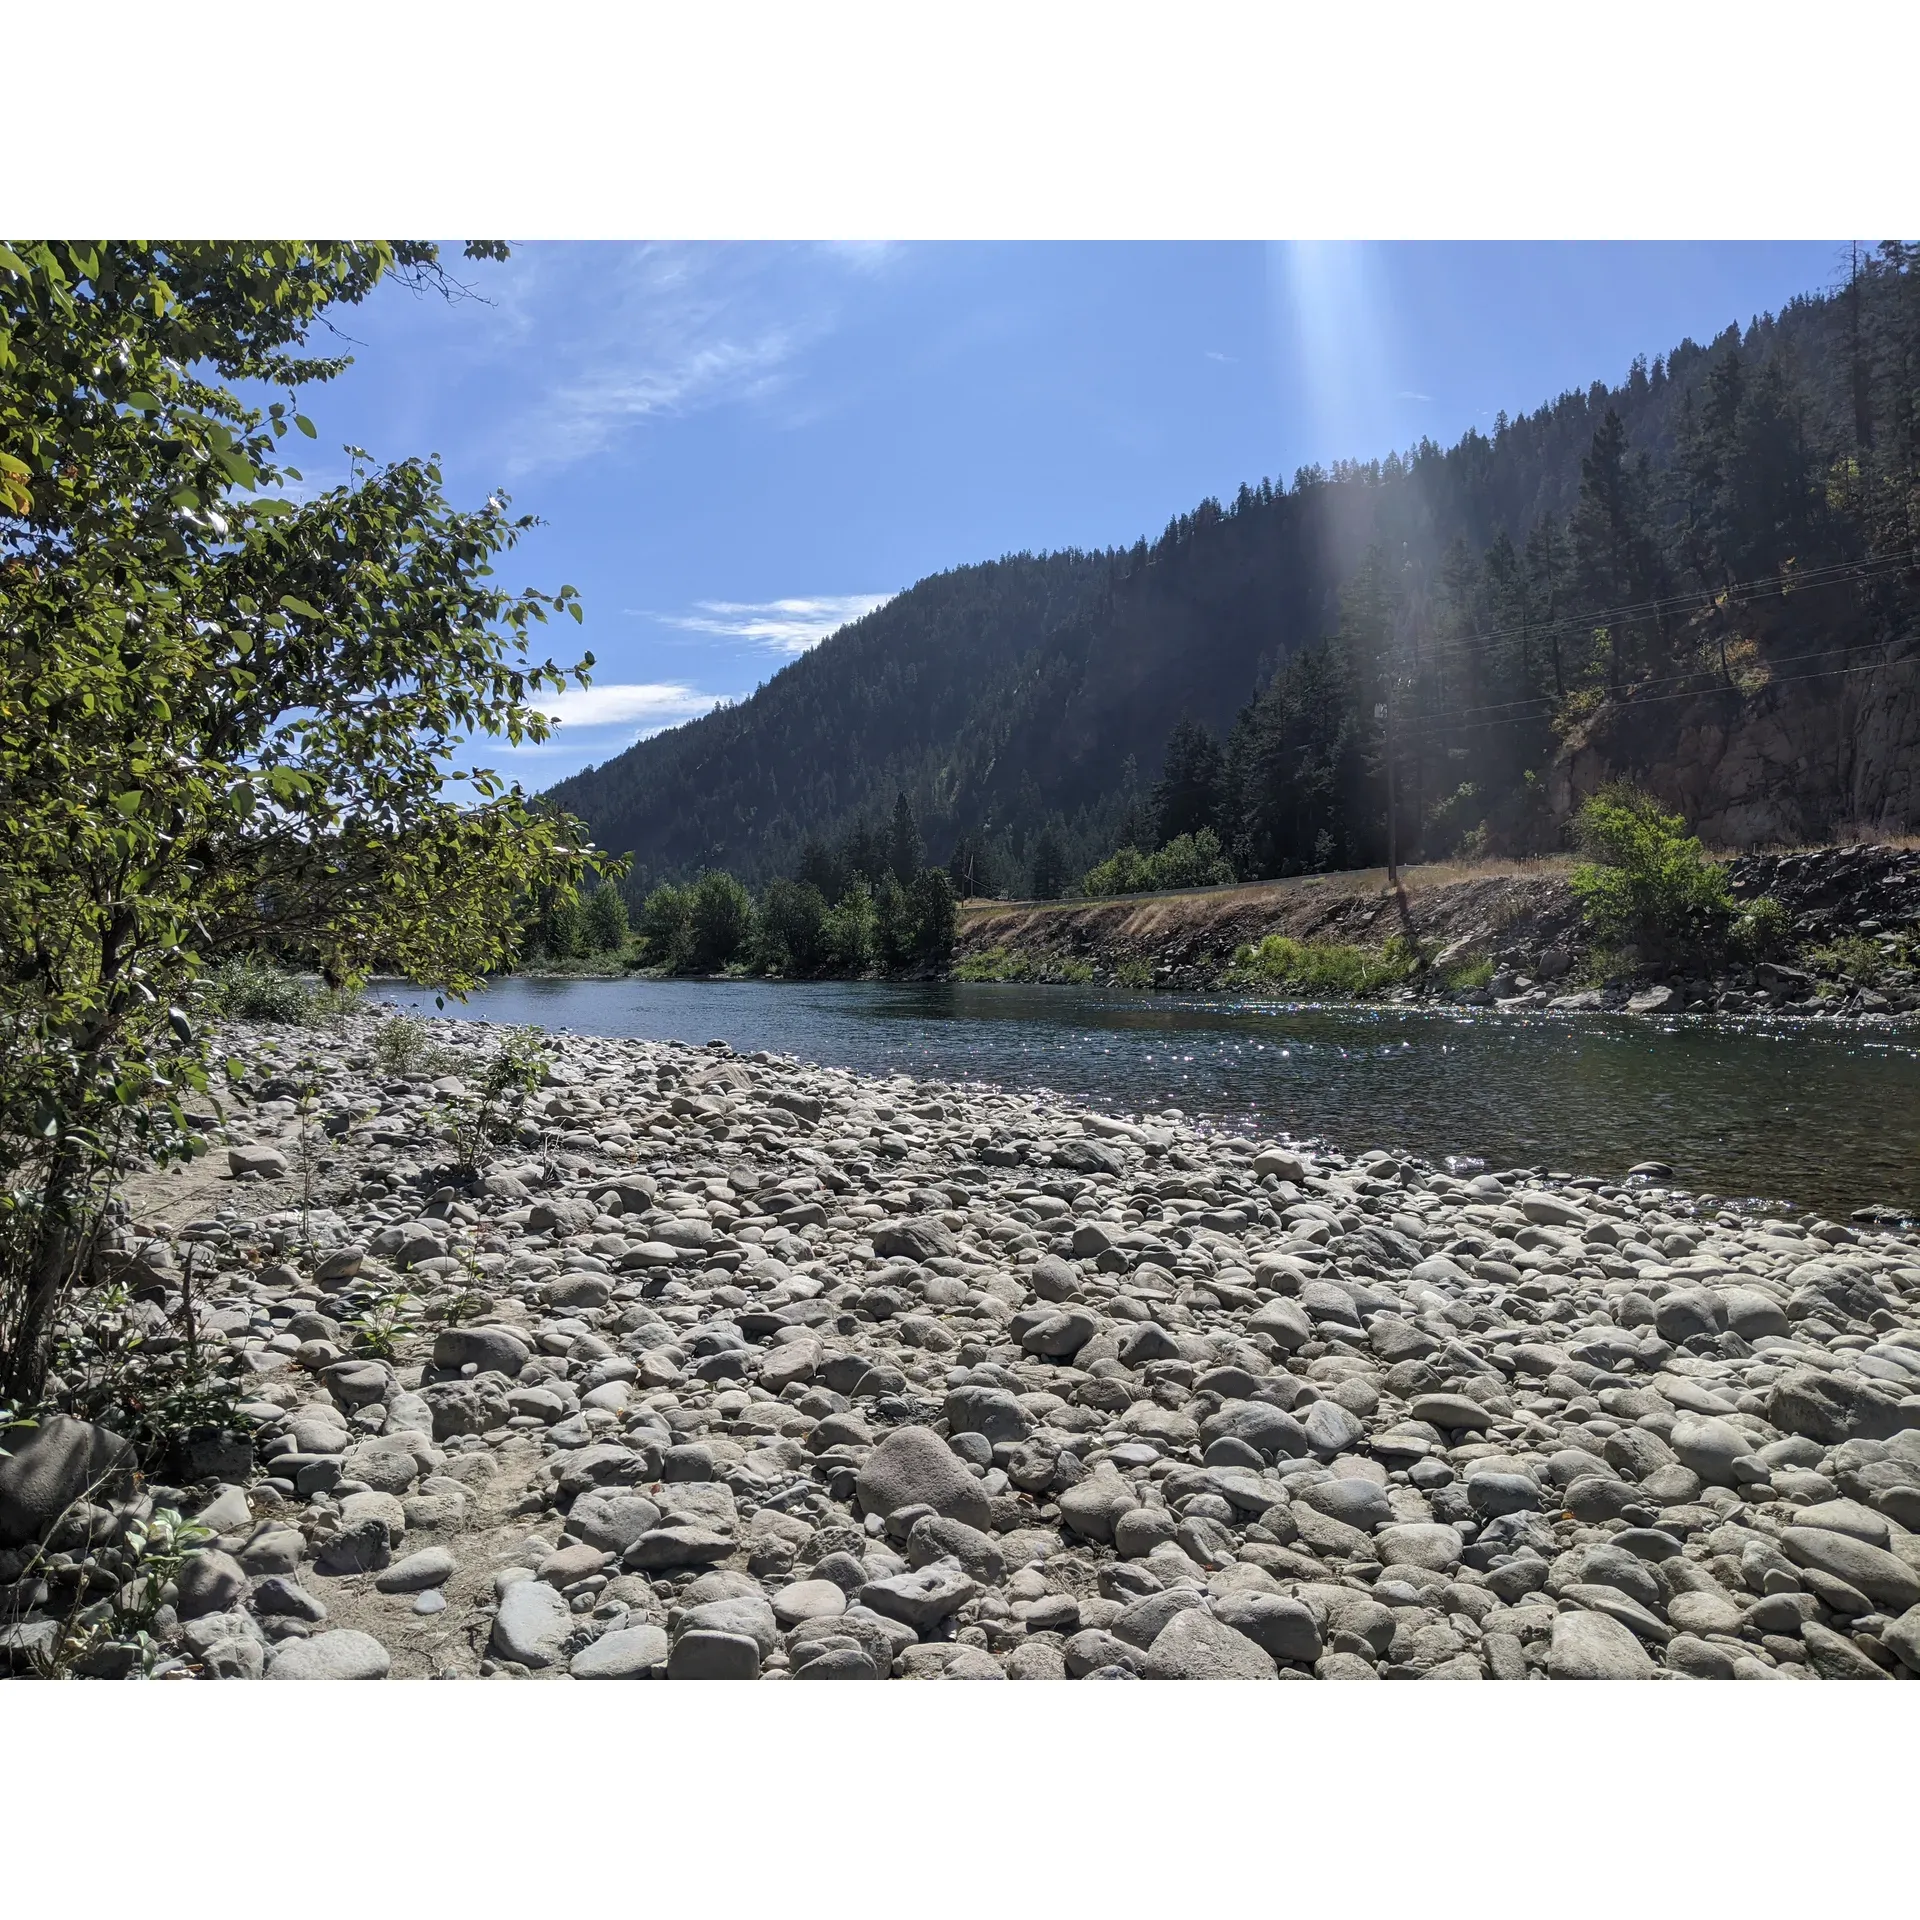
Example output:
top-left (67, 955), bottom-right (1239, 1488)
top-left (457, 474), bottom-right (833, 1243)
top-left (1376, 689), bottom-right (1397, 886)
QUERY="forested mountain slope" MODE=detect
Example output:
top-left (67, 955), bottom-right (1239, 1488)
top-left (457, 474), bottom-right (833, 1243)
top-left (550, 246), bottom-right (1920, 895)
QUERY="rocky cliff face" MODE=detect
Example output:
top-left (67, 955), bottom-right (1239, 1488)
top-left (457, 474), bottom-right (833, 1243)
top-left (1550, 641), bottom-right (1920, 850)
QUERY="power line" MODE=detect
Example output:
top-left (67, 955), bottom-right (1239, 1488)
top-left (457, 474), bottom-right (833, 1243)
top-left (1373, 548), bottom-right (1915, 678)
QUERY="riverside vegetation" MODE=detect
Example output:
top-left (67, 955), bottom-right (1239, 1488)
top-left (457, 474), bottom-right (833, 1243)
top-left (6, 1004), bottom-right (1920, 1682)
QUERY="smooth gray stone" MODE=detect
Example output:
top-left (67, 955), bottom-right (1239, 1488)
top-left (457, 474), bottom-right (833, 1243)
top-left (1546, 1611), bottom-right (1654, 1679)
top-left (570, 1624), bottom-right (670, 1678)
top-left (667, 1629), bottom-right (762, 1679)
top-left (491, 1577), bottom-right (573, 1669)
top-left (374, 1546), bottom-right (455, 1593)
top-left (1143, 1610), bottom-right (1278, 1679)
top-left (267, 1629), bottom-right (391, 1680)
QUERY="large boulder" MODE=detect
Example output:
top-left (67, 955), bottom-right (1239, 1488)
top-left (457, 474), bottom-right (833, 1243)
top-left (432, 1326), bottom-right (530, 1378)
top-left (1057, 1467), bottom-right (1138, 1544)
top-left (266, 1629), bottom-right (391, 1680)
top-left (1143, 1610), bottom-right (1278, 1680)
top-left (943, 1386), bottom-right (1031, 1444)
top-left (1546, 1610), bottom-right (1654, 1679)
top-left (854, 1426), bottom-right (991, 1532)
top-left (0, 1416), bottom-right (136, 1548)
top-left (1779, 1526), bottom-right (1920, 1612)
top-left (869, 1217), bottom-right (956, 1263)
top-left (1769, 1368), bottom-right (1920, 1445)
top-left (1198, 1399), bottom-right (1308, 1461)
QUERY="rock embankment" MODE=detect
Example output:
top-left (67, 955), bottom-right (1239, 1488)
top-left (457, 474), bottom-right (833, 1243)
top-left (956, 844), bottom-right (1920, 1021)
top-left (7, 1009), bottom-right (1920, 1681)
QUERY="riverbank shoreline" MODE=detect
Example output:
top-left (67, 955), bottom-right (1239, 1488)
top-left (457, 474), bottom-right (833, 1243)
top-left (10, 1008), bottom-right (1920, 1683)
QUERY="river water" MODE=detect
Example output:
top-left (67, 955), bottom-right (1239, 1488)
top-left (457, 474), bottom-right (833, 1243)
top-left (371, 978), bottom-right (1920, 1220)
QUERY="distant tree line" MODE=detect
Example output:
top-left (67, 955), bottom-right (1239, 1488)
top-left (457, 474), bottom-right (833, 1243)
top-left (526, 792), bottom-right (958, 977)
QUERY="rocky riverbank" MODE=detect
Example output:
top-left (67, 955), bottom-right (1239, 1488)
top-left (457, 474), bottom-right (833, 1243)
top-left (7, 1007), bottom-right (1920, 1681)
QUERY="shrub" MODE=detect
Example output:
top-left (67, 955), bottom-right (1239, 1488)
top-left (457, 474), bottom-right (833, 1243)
top-left (1081, 828), bottom-right (1235, 898)
top-left (953, 947), bottom-right (1094, 984)
top-left (199, 958), bottom-right (360, 1024)
top-left (687, 872), bottom-right (755, 972)
top-left (1807, 932), bottom-right (1888, 985)
top-left (371, 1014), bottom-right (455, 1077)
top-left (1568, 786), bottom-right (1731, 957)
top-left (1730, 894), bottom-right (1792, 960)
top-left (1443, 956), bottom-right (1495, 991)
top-left (1224, 934), bottom-right (1416, 997)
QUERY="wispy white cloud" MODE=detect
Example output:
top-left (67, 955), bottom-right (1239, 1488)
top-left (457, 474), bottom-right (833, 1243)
top-left (644, 593), bottom-right (896, 656)
top-left (1204, 349), bottom-right (1237, 363)
top-left (536, 681), bottom-right (739, 734)
top-left (491, 243), bottom-right (898, 479)
top-left (1397, 389), bottom-right (1434, 402)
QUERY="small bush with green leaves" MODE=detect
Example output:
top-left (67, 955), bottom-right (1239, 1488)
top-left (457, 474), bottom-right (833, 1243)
top-left (1443, 956), bottom-right (1495, 991)
top-left (1568, 786), bottom-right (1732, 958)
top-left (1807, 932), bottom-right (1889, 985)
top-left (952, 946), bottom-right (1095, 984)
top-left (199, 957), bottom-right (361, 1025)
top-left (1730, 894), bottom-right (1793, 960)
top-left (1224, 933), bottom-right (1417, 997)
top-left (1081, 829), bottom-right (1235, 899)
top-left (370, 1014), bottom-right (454, 1077)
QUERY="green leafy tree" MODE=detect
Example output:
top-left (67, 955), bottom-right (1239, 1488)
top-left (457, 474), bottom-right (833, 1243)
top-left (1151, 718), bottom-right (1225, 846)
top-left (821, 879), bottom-right (878, 974)
top-left (583, 883), bottom-right (629, 953)
top-left (908, 866), bottom-right (958, 966)
top-left (756, 878), bottom-right (829, 976)
top-left (1081, 829), bottom-right (1233, 897)
top-left (0, 240), bottom-right (605, 1403)
top-left (687, 871), bottom-right (754, 972)
top-left (1569, 785), bottom-right (1731, 958)
top-left (874, 871), bottom-right (912, 972)
top-left (637, 884), bottom-right (692, 969)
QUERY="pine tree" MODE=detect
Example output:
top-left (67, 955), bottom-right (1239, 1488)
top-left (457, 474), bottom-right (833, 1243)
top-left (1029, 827), bottom-right (1070, 899)
top-left (1151, 718), bottom-right (1226, 846)
top-left (1571, 409), bottom-right (1665, 694)
top-left (886, 793), bottom-right (924, 884)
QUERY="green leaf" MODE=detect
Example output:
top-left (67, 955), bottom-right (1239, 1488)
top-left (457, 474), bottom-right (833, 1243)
top-left (295, 414), bottom-right (317, 438)
top-left (168, 1006), bottom-right (194, 1043)
top-left (278, 595), bottom-right (321, 619)
top-left (112, 790), bottom-right (143, 819)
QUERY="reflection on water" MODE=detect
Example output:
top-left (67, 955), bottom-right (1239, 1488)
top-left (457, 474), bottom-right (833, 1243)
top-left (372, 977), bottom-right (1920, 1219)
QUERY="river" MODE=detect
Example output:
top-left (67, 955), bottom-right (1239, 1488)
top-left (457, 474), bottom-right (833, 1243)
top-left (370, 978), bottom-right (1920, 1220)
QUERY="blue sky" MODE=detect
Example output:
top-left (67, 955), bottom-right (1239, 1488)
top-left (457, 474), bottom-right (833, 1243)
top-left (287, 240), bottom-right (1849, 786)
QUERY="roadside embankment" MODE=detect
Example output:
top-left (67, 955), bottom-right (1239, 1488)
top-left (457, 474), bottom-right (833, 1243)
top-left (955, 844), bottom-right (1920, 1021)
